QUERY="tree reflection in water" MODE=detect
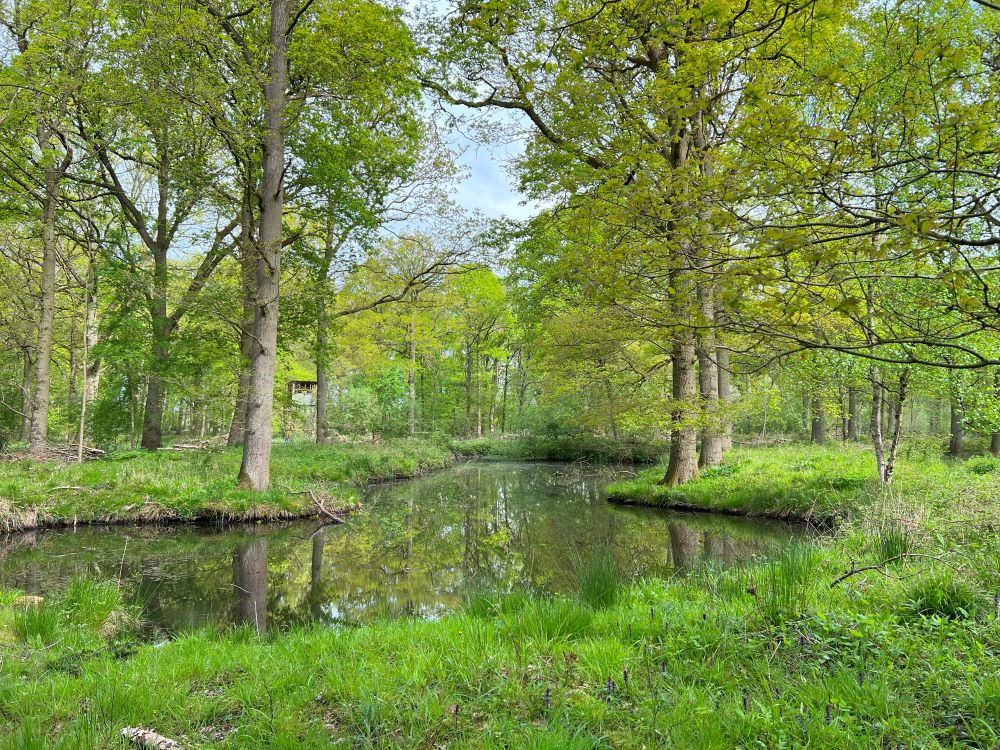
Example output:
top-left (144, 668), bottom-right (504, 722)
top-left (0, 463), bottom-right (806, 633)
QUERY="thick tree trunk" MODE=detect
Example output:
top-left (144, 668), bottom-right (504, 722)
top-left (141, 241), bottom-right (171, 450)
top-left (847, 387), bottom-right (859, 440)
top-left (237, 0), bottom-right (288, 491)
top-left (949, 401), bottom-right (964, 457)
top-left (991, 432), bottom-right (1000, 458)
top-left (28, 166), bottom-right (60, 455)
top-left (810, 395), bottom-right (825, 445)
top-left (662, 331), bottom-right (699, 485)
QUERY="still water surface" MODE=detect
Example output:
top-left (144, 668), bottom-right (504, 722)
top-left (0, 462), bottom-right (803, 633)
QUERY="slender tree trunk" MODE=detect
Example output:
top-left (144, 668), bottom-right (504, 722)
top-left (78, 255), bottom-right (100, 456)
top-left (949, 400), bottom-right (964, 457)
top-left (810, 395), bottom-right (825, 445)
top-left (871, 367), bottom-right (886, 480)
top-left (464, 336), bottom-right (473, 437)
top-left (881, 371), bottom-right (909, 484)
top-left (500, 353), bottom-right (511, 435)
top-left (475, 341), bottom-right (482, 438)
top-left (228, 231), bottom-right (255, 447)
top-left (847, 387), bottom-right (859, 440)
top-left (716, 341), bottom-right (732, 451)
top-left (237, 0), bottom-right (288, 492)
top-left (407, 307), bottom-right (416, 436)
top-left (67, 313), bottom-right (77, 442)
top-left (28, 164), bottom-right (60, 455)
top-left (20, 346), bottom-right (33, 440)
top-left (696, 282), bottom-right (722, 468)
top-left (314, 225), bottom-right (336, 445)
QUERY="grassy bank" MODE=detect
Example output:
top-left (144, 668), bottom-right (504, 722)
top-left (453, 435), bottom-right (666, 464)
top-left (3, 492), bottom-right (1000, 748)
top-left (605, 444), bottom-right (1000, 524)
top-left (0, 439), bottom-right (454, 531)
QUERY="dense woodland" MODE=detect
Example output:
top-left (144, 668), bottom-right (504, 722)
top-left (1, 0), bottom-right (1000, 489)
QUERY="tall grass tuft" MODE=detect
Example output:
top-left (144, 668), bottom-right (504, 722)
top-left (746, 543), bottom-right (819, 624)
top-left (901, 570), bottom-right (980, 620)
top-left (572, 547), bottom-right (621, 610)
top-left (12, 603), bottom-right (61, 644)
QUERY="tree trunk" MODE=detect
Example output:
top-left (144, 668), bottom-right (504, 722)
top-left (716, 341), bottom-right (732, 451)
top-left (661, 331), bottom-right (699, 485)
top-left (237, 0), bottom-right (287, 492)
top-left (407, 307), bottom-right (416, 436)
top-left (227, 231), bottom-right (256, 448)
top-left (949, 400), bottom-right (964, 457)
top-left (810, 395), bottom-right (825, 445)
top-left (847, 387), bottom-right (859, 440)
top-left (28, 164), bottom-right (60, 455)
top-left (20, 346), bottom-right (33, 440)
top-left (991, 432), bottom-right (1000, 458)
top-left (314, 225), bottom-right (336, 445)
top-left (696, 282), bottom-right (722, 468)
top-left (464, 336), bottom-right (473, 437)
top-left (77, 255), bottom-right (100, 456)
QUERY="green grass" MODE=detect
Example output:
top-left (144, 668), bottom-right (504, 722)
top-left (605, 443), bottom-right (1000, 524)
top-left (3, 442), bottom-right (1000, 747)
top-left (3, 512), bottom-right (1000, 748)
top-left (0, 439), bottom-right (454, 530)
top-left (453, 435), bottom-right (666, 463)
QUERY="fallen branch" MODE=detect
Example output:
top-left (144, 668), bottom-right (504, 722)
top-left (830, 552), bottom-right (956, 588)
top-left (307, 489), bottom-right (343, 523)
top-left (121, 727), bottom-right (182, 749)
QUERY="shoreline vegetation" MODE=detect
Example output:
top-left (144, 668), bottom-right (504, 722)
top-left (605, 443), bottom-right (1000, 526)
top-left (0, 440), bottom-right (455, 533)
top-left (3, 441), bottom-right (1000, 746)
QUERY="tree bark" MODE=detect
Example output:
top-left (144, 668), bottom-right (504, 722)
top-left (810, 395), bottom-right (825, 445)
top-left (716, 340), bottom-right (732, 451)
top-left (949, 400), bottom-right (964, 457)
top-left (27, 163), bottom-right (60, 455)
top-left (237, 0), bottom-right (288, 492)
top-left (696, 283), bottom-right (722, 468)
top-left (661, 330), bottom-right (699, 485)
top-left (227, 223), bottom-right (256, 448)
top-left (314, 225), bottom-right (336, 445)
top-left (20, 346), bottom-right (33, 440)
top-left (407, 306), bottom-right (416, 436)
top-left (847, 387), bottom-right (859, 440)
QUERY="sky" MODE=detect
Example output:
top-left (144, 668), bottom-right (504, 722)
top-left (447, 128), bottom-right (538, 221)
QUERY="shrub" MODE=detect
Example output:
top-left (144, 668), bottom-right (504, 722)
top-left (965, 455), bottom-right (1000, 475)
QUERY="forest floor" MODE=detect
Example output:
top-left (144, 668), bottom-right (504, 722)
top-left (606, 442), bottom-right (1000, 525)
top-left (0, 439), bottom-right (454, 532)
top-left (3, 442), bottom-right (1000, 748)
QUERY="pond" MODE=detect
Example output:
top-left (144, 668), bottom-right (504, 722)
top-left (0, 462), bottom-right (806, 634)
